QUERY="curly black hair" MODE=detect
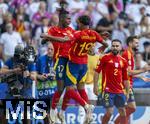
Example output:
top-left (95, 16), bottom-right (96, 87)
top-left (78, 15), bottom-right (91, 26)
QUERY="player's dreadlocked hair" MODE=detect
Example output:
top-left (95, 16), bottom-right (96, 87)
top-left (78, 15), bottom-right (91, 26)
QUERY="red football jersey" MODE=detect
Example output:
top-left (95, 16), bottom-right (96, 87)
top-left (122, 48), bottom-right (134, 88)
top-left (69, 29), bottom-right (103, 64)
top-left (47, 26), bottom-right (75, 59)
top-left (95, 53), bottom-right (128, 93)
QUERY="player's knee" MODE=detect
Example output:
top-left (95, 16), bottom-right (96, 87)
top-left (129, 107), bottom-right (136, 113)
top-left (126, 103), bottom-right (136, 113)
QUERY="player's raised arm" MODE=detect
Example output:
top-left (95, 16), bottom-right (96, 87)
top-left (40, 33), bottom-right (71, 42)
top-left (95, 31), bottom-right (109, 53)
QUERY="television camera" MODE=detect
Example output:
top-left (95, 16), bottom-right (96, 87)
top-left (0, 45), bottom-right (36, 98)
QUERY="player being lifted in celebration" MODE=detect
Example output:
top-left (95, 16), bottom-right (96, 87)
top-left (94, 39), bottom-right (130, 124)
top-left (58, 15), bottom-right (108, 124)
top-left (41, 15), bottom-right (108, 123)
top-left (41, 9), bottom-right (75, 124)
top-left (114, 36), bottom-right (150, 124)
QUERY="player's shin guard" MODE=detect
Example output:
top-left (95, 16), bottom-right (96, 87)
top-left (78, 89), bottom-right (89, 103)
top-left (51, 91), bottom-right (61, 109)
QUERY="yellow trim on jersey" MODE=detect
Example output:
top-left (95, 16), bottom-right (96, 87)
top-left (54, 58), bottom-right (59, 70)
top-left (127, 50), bottom-right (131, 60)
top-left (66, 64), bottom-right (77, 84)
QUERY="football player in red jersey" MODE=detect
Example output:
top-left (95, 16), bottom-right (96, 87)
top-left (114, 36), bottom-right (150, 124)
top-left (41, 15), bottom-right (108, 123)
top-left (94, 39), bottom-right (130, 124)
top-left (41, 9), bottom-right (75, 124)
top-left (56, 15), bottom-right (108, 124)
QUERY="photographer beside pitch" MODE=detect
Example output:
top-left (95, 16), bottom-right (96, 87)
top-left (36, 42), bottom-right (56, 99)
top-left (36, 42), bottom-right (56, 123)
top-left (1, 45), bottom-right (37, 98)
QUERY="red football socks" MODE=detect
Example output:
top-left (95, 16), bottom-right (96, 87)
top-left (102, 114), bottom-right (111, 124)
top-left (120, 116), bottom-right (128, 124)
top-left (62, 89), bottom-right (86, 110)
top-left (78, 89), bottom-right (89, 103)
top-left (126, 107), bottom-right (136, 121)
top-left (114, 107), bottom-right (136, 124)
top-left (62, 91), bottom-right (70, 110)
top-left (51, 91), bottom-right (61, 109)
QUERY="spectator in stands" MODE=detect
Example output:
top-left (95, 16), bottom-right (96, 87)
top-left (21, 30), bottom-right (33, 47)
top-left (135, 15), bottom-right (150, 38)
top-left (112, 19), bottom-right (130, 47)
top-left (15, 14), bottom-right (26, 34)
top-left (14, 5), bottom-right (29, 22)
top-left (32, 1), bottom-right (51, 26)
top-left (0, 12), bottom-right (16, 33)
top-left (32, 1), bottom-right (51, 36)
top-left (143, 41), bottom-right (150, 65)
top-left (0, 0), bottom-right (9, 25)
top-left (135, 52), bottom-right (149, 70)
top-left (49, 13), bottom-right (59, 26)
top-left (95, 14), bottom-right (113, 34)
top-left (106, 0), bottom-right (124, 15)
top-left (94, 0), bottom-right (109, 27)
top-left (0, 23), bottom-right (22, 61)
top-left (35, 16), bottom-right (50, 55)
top-left (68, 0), bottom-right (87, 15)
top-left (25, 0), bottom-right (40, 21)
top-left (135, 15), bottom-right (150, 52)
top-left (125, 0), bottom-right (144, 24)
top-left (10, 0), bottom-right (29, 9)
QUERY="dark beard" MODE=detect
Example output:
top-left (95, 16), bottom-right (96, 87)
top-left (133, 48), bottom-right (138, 53)
top-left (112, 50), bottom-right (119, 55)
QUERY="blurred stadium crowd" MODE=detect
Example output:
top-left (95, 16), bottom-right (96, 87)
top-left (0, 0), bottom-right (150, 67)
top-left (0, 0), bottom-right (150, 97)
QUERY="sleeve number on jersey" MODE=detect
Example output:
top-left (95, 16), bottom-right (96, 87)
top-left (78, 42), bottom-right (94, 56)
top-left (114, 69), bottom-right (118, 76)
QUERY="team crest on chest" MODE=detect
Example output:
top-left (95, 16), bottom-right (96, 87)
top-left (109, 60), bottom-right (113, 63)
